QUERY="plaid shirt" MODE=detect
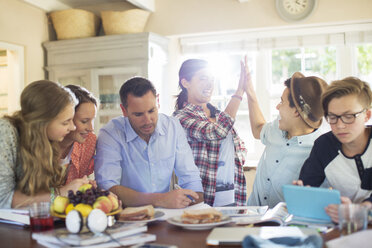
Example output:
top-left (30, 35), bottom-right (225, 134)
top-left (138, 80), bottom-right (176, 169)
top-left (173, 103), bottom-right (247, 206)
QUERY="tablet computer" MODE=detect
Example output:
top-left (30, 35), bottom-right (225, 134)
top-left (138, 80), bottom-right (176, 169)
top-left (282, 184), bottom-right (341, 221)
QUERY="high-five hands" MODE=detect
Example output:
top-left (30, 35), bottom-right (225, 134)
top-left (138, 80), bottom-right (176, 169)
top-left (240, 55), bottom-right (252, 94)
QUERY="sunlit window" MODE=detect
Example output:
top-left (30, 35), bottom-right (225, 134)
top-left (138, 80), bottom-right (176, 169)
top-left (270, 46), bottom-right (337, 120)
top-left (356, 43), bottom-right (372, 84)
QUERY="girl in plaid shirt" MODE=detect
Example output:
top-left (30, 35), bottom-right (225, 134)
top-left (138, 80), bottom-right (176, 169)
top-left (173, 58), bottom-right (249, 206)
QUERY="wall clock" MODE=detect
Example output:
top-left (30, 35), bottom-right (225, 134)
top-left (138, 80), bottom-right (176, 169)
top-left (276, 0), bottom-right (318, 22)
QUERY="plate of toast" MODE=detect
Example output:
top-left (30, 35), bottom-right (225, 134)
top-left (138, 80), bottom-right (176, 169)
top-left (166, 208), bottom-right (232, 230)
top-left (118, 204), bottom-right (164, 223)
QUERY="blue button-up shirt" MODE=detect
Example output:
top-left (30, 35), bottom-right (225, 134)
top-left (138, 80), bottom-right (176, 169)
top-left (94, 114), bottom-right (203, 194)
top-left (247, 117), bottom-right (322, 208)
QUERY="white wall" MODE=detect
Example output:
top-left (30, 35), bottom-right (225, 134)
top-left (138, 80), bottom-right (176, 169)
top-left (72, 0), bottom-right (372, 36)
top-left (147, 0), bottom-right (372, 36)
top-left (2, 0), bottom-right (371, 114)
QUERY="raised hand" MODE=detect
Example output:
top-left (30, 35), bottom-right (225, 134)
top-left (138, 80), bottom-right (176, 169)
top-left (236, 56), bottom-right (248, 95)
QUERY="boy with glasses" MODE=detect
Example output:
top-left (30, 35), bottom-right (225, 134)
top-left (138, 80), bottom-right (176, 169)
top-left (296, 77), bottom-right (372, 218)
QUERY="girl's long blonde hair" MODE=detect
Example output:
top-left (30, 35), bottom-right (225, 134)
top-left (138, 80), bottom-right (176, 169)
top-left (6, 80), bottom-right (77, 196)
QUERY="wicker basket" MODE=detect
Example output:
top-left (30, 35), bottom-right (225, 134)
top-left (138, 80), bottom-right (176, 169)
top-left (101, 9), bottom-right (150, 35)
top-left (50, 9), bottom-right (100, 40)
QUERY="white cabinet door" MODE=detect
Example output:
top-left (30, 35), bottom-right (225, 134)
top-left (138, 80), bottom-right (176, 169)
top-left (50, 69), bottom-right (91, 91)
top-left (91, 66), bottom-right (142, 132)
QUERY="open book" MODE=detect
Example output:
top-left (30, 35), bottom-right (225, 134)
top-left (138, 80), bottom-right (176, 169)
top-left (234, 202), bottom-right (334, 228)
top-left (0, 208), bottom-right (30, 226)
top-left (32, 222), bottom-right (155, 247)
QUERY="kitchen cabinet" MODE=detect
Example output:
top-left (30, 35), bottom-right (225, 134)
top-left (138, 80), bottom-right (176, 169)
top-left (43, 32), bottom-right (168, 132)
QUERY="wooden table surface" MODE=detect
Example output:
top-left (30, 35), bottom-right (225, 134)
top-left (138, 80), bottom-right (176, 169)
top-left (0, 220), bottom-right (347, 248)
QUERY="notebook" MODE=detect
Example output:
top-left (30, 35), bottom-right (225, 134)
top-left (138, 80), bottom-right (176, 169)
top-left (282, 184), bottom-right (341, 221)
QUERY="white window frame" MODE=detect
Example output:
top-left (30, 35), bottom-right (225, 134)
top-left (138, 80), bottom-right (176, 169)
top-left (178, 20), bottom-right (372, 162)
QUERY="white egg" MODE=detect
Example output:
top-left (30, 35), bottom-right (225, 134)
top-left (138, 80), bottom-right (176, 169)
top-left (66, 210), bottom-right (83, 234)
top-left (87, 209), bottom-right (108, 233)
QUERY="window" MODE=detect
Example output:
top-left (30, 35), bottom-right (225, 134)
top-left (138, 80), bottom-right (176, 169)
top-left (177, 21), bottom-right (372, 162)
top-left (0, 50), bottom-right (8, 115)
top-left (0, 43), bottom-right (24, 117)
top-left (356, 43), bottom-right (372, 83)
top-left (270, 46), bottom-right (337, 119)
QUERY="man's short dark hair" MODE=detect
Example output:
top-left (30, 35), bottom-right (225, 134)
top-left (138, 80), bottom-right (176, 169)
top-left (119, 77), bottom-right (157, 108)
top-left (284, 78), bottom-right (295, 108)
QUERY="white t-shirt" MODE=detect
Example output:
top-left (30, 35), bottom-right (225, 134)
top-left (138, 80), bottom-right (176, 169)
top-left (213, 132), bottom-right (235, 207)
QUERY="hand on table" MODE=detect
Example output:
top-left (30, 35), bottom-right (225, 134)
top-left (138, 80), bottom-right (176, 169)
top-left (156, 189), bottom-right (199, 209)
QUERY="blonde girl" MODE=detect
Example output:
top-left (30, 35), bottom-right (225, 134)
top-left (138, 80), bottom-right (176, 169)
top-left (0, 80), bottom-right (89, 208)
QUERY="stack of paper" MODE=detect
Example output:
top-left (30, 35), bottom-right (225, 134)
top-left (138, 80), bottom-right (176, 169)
top-left (0, 208), bottom-right (30, 226)
top-left (32, 222), bottom-right (156, 248)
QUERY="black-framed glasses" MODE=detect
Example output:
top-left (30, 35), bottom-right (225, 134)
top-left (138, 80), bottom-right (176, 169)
top-left (325, 109), bottom-right (366, 124)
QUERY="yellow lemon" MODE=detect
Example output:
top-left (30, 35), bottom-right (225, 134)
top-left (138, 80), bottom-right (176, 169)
top-left (65, 203), bottom-right (75, 215)
top-left (74, 203), bottom-right (93, 217)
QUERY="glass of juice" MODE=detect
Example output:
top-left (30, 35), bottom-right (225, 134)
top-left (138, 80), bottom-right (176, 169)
top-left (29, 202), bottom-right (54, 232)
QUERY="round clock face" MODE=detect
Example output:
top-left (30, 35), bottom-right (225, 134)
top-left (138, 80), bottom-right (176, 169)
top-left (276, 0), bottom-right (317, 22)
top-left (284, 0), bottom-right (308, 14)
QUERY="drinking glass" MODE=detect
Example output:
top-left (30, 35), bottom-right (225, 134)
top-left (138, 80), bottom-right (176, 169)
top-left (338, 204), bottom-right (367, 236)
top-left (29, 202), bottom-right (54, 232)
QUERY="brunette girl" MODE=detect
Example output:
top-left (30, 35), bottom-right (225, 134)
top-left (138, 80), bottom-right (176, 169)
top-left (173, 58), bottom-right (248, 206)
top-left (59, 85), bottom-right (98, 184)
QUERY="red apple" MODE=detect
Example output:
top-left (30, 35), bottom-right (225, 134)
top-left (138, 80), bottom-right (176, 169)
top-left (107, 194), bottom-right (119, 211)
top-left (93, 196), bottom-right (112, 214)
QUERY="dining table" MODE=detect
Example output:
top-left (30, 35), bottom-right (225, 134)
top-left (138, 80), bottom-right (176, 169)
top-left (0, 219), bottom-right (350, 248)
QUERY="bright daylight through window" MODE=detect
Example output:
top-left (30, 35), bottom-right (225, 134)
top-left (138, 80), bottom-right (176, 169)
top-left (270, 46), bottom-right (337, 119)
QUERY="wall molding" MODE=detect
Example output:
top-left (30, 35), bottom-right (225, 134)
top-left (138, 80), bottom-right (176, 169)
top-left (179, 20), bottom-right (372, 54)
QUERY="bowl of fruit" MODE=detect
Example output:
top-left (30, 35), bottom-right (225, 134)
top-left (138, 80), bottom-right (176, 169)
top-left (51, 184), bottom-right (121, 218)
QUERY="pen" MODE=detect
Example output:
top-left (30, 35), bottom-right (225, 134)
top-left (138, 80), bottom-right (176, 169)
top-left (174, 184), bottom-right (196, 203)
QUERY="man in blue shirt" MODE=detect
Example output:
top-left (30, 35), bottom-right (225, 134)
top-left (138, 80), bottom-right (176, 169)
top-left (246, 72), bottom-right (328, 208)
top-left (94, 77), bottom-right (204, 209)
